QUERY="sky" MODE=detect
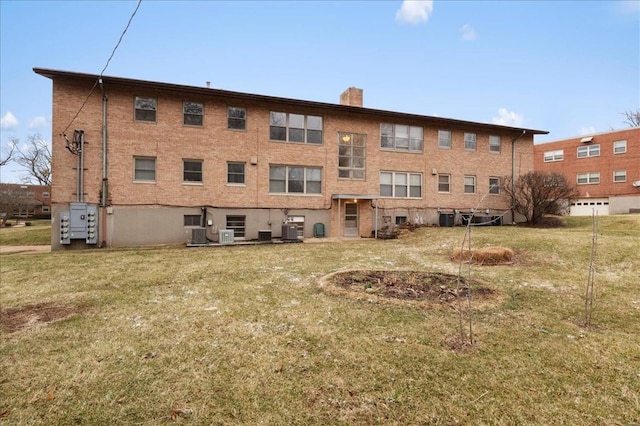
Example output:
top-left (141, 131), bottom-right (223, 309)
top-left (1, 0), bottom-right (639, 183)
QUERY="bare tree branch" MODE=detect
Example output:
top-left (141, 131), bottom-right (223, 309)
top-left (621, 109), bottom-right (640, 127)
top-left (502, 171), bottom-right (579, 226)
top-left (14, 134), bottom-right (52, 186)
top-left (0, 137), bottom-right (17, 167)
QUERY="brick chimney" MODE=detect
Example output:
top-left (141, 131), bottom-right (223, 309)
top-left (340, 87), bottom-right (363, 107)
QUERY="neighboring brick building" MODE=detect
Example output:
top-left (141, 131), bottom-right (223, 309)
top-left (533, 128), bottom-right (640, 215)
top-left (0, 183), bottom-right (51, 218)
top-left (35, 68), bottom-right (547, 250)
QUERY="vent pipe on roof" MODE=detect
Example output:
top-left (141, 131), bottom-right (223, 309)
top-left (206, 81), bottom-right (211, 88)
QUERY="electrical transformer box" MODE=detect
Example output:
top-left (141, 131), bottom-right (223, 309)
top-left (59, 203), bottom-right (99, 245)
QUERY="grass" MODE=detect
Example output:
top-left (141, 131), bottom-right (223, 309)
top-left (0, 220), bottom-right (51, 245)
top-left (1, 215), bottom-right (639, 424)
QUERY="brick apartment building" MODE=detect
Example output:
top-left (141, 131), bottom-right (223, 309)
top-left (0, 183), bottom-right (51, 219)
top-left (533, 128), bottom-right (640, 216)
top-left (35, 68), bottom-right (547, 250)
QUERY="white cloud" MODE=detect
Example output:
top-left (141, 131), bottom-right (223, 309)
top-left (395, 0), bottom-right (434, 25)
top-left (0, 112), bottom-right (19, 130)
top-left (28, 116), bottom-right (48, 129)
top-left (492, 108), bottom-right (523, 126)
top-left (460, 24), bottom-right (477, 41)
top-left (580, 126), bottom-right (596, 135)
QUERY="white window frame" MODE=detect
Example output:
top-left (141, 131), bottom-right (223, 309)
top-left (134, 157), bottom-right (156, 182)
top-left (269, 112), bottom-right (323, 144)
top-left (183, 101), bottom-right (203, 126)
top-left (613, 140), bottom-right (627, 154)
top-left (437, 174), bottom-right (450, 193)
top-left (269, 165), bottom-right (322, 194)
top-left (489, 177), bottom-right (500, 194)
top-left (438, 130), bottom-right (451, 149)
top-left (613, 170), bottom-right (626, 182)
top-left (489, 135), bottom-right (501, 153)
top-left (464, 133), bottom-right (476, 151)
top-left (183, 159), bottom-right (203, 183)
top-left (577, 144), bottom-right (600, 158)
top-left (464, 175), bottom-right (476, 194)
top-left (380, 171), bottom-right (422, 198)
top-left (380, 123), bottom-right (423, 152)
top-left (544, 150), bottom-right (564, 162)
top-left (577, 172), bottom-right (600, 185)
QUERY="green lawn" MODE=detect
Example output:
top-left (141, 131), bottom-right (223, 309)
top-left (0, 219), bottom-right (51, 246)
top-left (1, 216), bottom-right (638, 425)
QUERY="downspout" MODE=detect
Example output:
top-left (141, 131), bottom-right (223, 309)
top-left (100, 79), bottom-right (108, 246)
top-left (511, 130), bottom-right (526, 224)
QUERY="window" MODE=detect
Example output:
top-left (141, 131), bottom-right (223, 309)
top-left (183, 102), bottom-right (203, 126)
top-left (228, 107), bottom-right (246, 130)
top-left (613, 140), bottom-right (627, 154)
top-left (42, 191), bottom-right (50, 198)
top-left (438, 174), bottom-right (450, 193)
top-left (183, 160), bottom-right (203, 183)
top-left (489, 136), bottom-right (501, 153)
top-left (438, 130), bottom-right (451, 149)
top-left (226, 215), bottom-right (245, 238)
top-left (134, 157), bottom-right (156, 181)
top-left (464, 133), bottom-right (476, 151)
top-left (464, 175), bottom-right (476, 194)
top-left (613, 170), bottom-right (626, 182)
top-left (577, 172), bottom-right (600, 184)
top-left (42, 206), bottom-right (50, 213)
top-left (184, 215), bottom-right (201, 226)
top-left (270, 112), bottom-right (323, 144)
top-left (544, 150), bottom-right (564, 162)
top-left (227, 162), bottom-right (245, 184)
top-left (395, 216), bottom-right (408, 225)
top-left (380, 123), bottom-right (423, 152)
top-left (134, 96), bottom-right (157, 122)
top-left (380, 172), bottom-right (422, 198)
top-left (338, 132), bottom-right (366, 180)
top-left (577, 144), bottom-right (600, 158)
top-left (489, 177), bottom-right (500, 194)
top-left (269, 166), bottom-right (322, 194)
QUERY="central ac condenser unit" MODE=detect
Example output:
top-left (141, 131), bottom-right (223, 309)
top-left (282, 224), bottom-right (298, 241)
top-left (219, 229), bottom-right (234, 244)
top-left (192, 228), bottom-right (207, 244)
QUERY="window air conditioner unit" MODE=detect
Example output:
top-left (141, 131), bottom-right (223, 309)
top-left (219, 229), bottom-right (234, 244)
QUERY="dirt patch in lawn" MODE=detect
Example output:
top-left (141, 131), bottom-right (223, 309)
top-left (0, 302), bottom-right (90, 334)
top-left (319, 270), bottom-right (500, 308)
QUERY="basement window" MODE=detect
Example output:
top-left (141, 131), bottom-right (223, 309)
top-left (226, 215), bottom-right (246, 238)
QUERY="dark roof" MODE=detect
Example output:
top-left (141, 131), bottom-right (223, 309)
top-left (34, 67), bottom-right (548, 135)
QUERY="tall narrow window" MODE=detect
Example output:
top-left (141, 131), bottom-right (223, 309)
top-left (489, 136), bottom-right (501, 153)
top-left (227, 107), bottom-right (246, 130)
top-left (183, 160), bottom-right (203, 182)
top-left (338, 132), bottom-right (366, 180)
top-left (489, 177), bottom-right (500, 194)
top-left (183, 102), bottom-right (203, 126)
top-left (438, 174), bottom-right (450, 193)
top-left (438, 130), bottom-right (451, 149)
top-left (227, 162), bottom-right (245, 184)
top-left (134, 157), bottom-right (156, 181)
top-left (464, 175), bottom-right (476, 194)
top-left (464, 133), bottom-right (476, 151)
top-left (134, 97), bottom-right (157, 122)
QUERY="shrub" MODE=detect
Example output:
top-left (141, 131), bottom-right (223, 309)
top-left (452, 246), bottom-right (515, 265)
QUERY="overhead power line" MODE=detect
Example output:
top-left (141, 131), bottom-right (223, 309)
top-left (61, 0), bottom-right (142, 137)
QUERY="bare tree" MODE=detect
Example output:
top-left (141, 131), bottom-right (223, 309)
top-left (502, 171), bottom-right (579, 226)
top-left (0, 138), bottom-right (16, 166)
top-left (14, 134), bottom-right (52, 185)
top-left (621, 109), bottom-right (640, 127)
